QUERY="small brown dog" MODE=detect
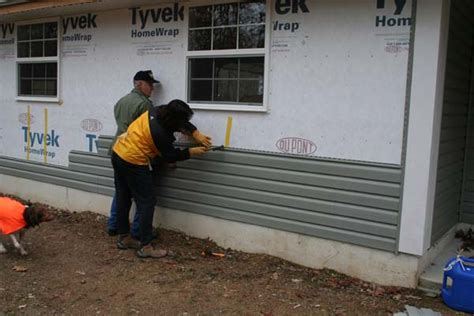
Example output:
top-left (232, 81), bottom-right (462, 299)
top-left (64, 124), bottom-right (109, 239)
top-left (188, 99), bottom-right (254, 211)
top-left (0, 197), bottom-right (54, 255)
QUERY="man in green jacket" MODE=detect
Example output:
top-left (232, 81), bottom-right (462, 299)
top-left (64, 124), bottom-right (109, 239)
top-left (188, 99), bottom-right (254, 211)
top-left (107, 70), bottom-right (160, 237)
top-left (113, 70), bottom-right (157, 140)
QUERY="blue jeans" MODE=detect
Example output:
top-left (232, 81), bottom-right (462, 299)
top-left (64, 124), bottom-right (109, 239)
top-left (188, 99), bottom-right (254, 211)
top-left (111, 153), bottom-right (156, 246)
top-left (107, 193), bottom-right (140, 238)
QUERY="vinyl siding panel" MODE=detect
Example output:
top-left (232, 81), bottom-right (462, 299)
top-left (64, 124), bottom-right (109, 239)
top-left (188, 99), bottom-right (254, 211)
top-left (433, 1), bottom-right (474, 243)
top-left (456, 0), bottom-right (474, 225)
top-left (0, 135), bottom-right (402, 252)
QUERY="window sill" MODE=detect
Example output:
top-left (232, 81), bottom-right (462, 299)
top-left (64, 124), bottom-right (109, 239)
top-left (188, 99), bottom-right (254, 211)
top-left (189, 103), bottom-right (268, 112)
top-left (16, 96), bottom-right (61, 104)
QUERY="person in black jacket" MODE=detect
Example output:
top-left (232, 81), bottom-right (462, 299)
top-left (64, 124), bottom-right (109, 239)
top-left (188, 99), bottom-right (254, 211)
top-left (112, 99), bottom-right (211, 258)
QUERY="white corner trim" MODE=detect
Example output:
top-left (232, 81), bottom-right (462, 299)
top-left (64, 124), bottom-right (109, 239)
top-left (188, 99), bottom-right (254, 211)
top-left (399, 0), bottom-right (450, 256)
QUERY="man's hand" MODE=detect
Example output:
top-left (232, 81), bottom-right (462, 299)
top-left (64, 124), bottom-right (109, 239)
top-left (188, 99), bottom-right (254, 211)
top-left (192, 130), bottom-right (212, 148)
top-left (189, 146), bottom-right (209, 157)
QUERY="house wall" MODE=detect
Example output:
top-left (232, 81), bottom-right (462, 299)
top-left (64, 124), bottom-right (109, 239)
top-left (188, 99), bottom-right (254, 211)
top-left (458, 0), bottom-right (474, 225)
top-left (432, 0), bottom-right (474, 243)
top-left (0, 0), bottom-right (426, 273)
top-left (0, 0), bottom-right (411, 165)
top-left (461, 62), bottom-right (474, 224)
top-left (399, 0), bottom-right (450, 255)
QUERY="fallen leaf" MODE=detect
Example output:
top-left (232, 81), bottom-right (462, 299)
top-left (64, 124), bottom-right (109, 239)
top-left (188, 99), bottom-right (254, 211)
top-left (12, 265), bottom-right (28, 272)
top-left (372, 286), bottom-right (385, 296)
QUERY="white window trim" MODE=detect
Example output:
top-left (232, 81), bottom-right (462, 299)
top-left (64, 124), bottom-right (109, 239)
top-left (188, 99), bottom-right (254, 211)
top-left (15, 17), bottom-right (61, 103)
top-left (185, 0), bottom-right (272, 112)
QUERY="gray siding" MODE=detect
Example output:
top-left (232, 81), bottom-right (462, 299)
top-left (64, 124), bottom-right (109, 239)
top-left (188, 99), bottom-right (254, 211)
top-left (0, 155), bottom-right (114, 196)
top-left (0, 135), bottom-right (402, 252)
top-left (459, 1), bottom-right (474, 225)
top-left (432, 0), bottom-right (474, 243)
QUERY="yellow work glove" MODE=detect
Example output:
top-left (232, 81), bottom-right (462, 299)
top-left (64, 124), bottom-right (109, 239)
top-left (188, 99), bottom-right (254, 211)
top-left (189, 146), bottom-right (209, 157)
top-left (192, 130), bottom-right (212, 148)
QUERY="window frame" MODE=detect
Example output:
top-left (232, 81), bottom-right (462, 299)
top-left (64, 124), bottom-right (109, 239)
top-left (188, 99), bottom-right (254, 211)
top-left (15, 17), bottom-right (61, 103)
top-left (185, 0), bottom-right (271, 112)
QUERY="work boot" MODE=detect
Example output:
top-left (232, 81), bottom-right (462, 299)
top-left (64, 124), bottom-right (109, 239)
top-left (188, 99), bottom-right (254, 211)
top-left (136, 244), bottom-right (168, 258)
top-left (117, 235), bottom-right (140, 250)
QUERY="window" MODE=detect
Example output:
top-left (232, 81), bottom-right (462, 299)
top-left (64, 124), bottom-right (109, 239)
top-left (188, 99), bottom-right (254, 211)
top-left (189, 57), bottom-right (264, 103)
top-left (187, 1), bottom-right (268, 110)
top-left (16, 21), bottom-right (59, 100)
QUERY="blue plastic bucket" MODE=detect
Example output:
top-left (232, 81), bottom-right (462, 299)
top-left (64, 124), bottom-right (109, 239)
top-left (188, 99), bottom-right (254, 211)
top-left (442, 256), bottom-right (474, 313)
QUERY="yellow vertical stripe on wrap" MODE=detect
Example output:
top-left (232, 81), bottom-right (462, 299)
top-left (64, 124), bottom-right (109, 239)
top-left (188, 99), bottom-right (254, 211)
top-left (224, 116), bottom-right (233, 147)
top-left (26, 106), bottom-right (31, 160)
top-left (44, 108), bottom-right (48, 163)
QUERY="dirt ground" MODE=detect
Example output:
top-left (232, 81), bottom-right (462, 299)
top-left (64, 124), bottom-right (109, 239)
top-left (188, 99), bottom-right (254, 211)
top-left (0, 197), bottom-right (468, 315)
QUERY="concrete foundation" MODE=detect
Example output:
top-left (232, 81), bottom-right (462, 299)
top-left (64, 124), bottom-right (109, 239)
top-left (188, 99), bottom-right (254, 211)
top-left (0, 174), bottom-right (420, 287)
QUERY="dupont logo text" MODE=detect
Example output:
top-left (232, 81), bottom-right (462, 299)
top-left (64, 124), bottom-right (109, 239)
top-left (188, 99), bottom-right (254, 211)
top-left (276, 137), bottom-right (317, 155)
top-left (81, 119), bottom-right (102, 152)
top-left (81, 118), bottom-right (103, 132)
top-left (18, 113), bottom-right (35, 125)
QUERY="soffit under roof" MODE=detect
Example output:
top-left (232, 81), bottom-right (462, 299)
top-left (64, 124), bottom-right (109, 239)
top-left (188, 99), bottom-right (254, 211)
top-left (0, 0), bottom-right (187, 22)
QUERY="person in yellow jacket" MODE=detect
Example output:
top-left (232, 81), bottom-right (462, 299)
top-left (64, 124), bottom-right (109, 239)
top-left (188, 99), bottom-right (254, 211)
top-left (111, 99), bottom-right (211, 258)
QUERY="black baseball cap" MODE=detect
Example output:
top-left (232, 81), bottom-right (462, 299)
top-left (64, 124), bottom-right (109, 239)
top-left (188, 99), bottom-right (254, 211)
top-left (133, 70), bottom-right (160, 84)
